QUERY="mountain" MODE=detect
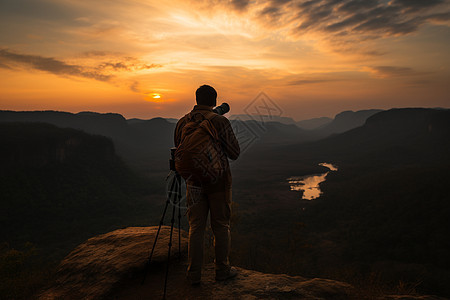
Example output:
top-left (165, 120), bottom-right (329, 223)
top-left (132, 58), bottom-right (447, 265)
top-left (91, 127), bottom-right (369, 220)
top-left (0, 121), bottom-right (115, 169)
top-left (0, 110), bottom-right (176, 171)
top-left (0, 110), bottom-right (314, 170)
top-left (277, 108), bottom-right (450, 296)
top-left (230, 119), bottom-right (312, 148)
top-left (0, 110), bottom-right (129, 139)
top-left (229, 114), bottom-right (297, 125)
top-left (312, 109), bottom-right (383, 138)
top-left (0, 122), bottom-right (153, 261)
top-left (306, 108), bottom-right (450, 165)
top-left (128, 117), bottom-right (178, 124)
top-left (296, 116), bottom-right (332, 130)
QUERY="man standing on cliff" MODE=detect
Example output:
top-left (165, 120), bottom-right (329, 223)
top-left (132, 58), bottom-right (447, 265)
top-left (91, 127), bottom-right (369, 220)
top-left (174, 85), bottom-right (240, 285)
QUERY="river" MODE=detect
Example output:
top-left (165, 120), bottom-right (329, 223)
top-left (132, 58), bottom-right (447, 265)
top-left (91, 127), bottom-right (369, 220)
top-left (287, 163), bottom-right (338, 200)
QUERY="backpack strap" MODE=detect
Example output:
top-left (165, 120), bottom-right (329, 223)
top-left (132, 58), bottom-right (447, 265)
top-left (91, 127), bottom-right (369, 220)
top-left (186, 110), bottom-right (218, 123)
top-left (186, 110), bottom-right (220, 141)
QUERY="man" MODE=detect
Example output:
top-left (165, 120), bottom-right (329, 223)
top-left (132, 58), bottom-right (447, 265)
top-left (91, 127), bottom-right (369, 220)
top-left (174, 84), bottom-right (240, 285)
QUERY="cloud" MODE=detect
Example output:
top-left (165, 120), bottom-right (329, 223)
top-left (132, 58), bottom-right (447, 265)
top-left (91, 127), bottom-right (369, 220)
top-left (287, 79), bottom-right (335, 85)
top-left (367, 65), bottom-right (415, 77)
top-left (0, 61), bottom-right (13, 69)
top-left (0, 49), bottom-right (162, 83)
top-left (338, 0), bottom-right (379, 13)
top-left (129, 81), bottom-right (139, 93)
top-left (231, 0), bottom-right (250, 11)
top-left (212, 0), bottom-right (450, 53)
top-left (97, 61), bottom-right (162, 71)
top-left (0, 48), bottom-right (112, 81)
top-left (393, 0), bottom-right (446, 11)
top-left (80, 51), bottom-right (111, 57)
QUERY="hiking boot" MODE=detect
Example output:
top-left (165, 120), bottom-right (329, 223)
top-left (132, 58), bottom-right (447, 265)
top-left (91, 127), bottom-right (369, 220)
top-left (215, 267), bottom-right (238, 281)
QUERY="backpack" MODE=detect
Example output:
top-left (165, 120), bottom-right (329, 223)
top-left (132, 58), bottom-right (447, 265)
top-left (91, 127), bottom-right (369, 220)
top-left (174, 111), bottom-right (226, 184)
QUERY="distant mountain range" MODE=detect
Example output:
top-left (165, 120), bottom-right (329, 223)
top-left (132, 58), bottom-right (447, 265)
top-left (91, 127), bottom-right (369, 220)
top-left (229, 114), bottom-right (297, 125)
top-left (0, 110), bottom-right (174, 171)
top-left (313, 109), bottom-right (383, 136)
top-left (1, 108), bottom-right (443, 170)
top-left (296, 116), bottom-right (332, 130)
top-left (3, 107), bottom-right (450, 296)
top-left (305, 108), bottom-right (450, 165)
top-left (230, 109), bottom-right (382, 132)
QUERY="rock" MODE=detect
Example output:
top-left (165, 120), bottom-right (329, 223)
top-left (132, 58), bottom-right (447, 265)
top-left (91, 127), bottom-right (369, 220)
top-left (380, 296), bottom-right (448, 300)
top-left (109, 263), bottom-right (356, 300)
top-left (38, 226), bottom-right (187, 300)
top-left (38, 226), bottom-right (446, 300)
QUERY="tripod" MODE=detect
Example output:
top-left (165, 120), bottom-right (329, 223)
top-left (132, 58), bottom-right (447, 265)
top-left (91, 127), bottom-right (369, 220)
top-left (141, 150), bottom-right (184, 300)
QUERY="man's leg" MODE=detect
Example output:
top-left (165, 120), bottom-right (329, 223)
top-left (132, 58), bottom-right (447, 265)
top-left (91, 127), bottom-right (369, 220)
top-left (186, 185), bottom-right (209, 283)
top-left (208, 186), bottom-right (232, 277)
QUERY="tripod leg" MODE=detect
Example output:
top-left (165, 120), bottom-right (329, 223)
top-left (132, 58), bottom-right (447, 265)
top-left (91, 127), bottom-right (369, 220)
top-left (141, 173), bottom-right (177, 285)
top-left (177, 175), bottom-right (182, 257)
top-left (163, 200), bottom-right (177, 299)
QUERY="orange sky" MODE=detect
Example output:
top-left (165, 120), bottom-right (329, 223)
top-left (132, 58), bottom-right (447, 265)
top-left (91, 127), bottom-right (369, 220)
top-left (1, 0), bottom-right (449, 120)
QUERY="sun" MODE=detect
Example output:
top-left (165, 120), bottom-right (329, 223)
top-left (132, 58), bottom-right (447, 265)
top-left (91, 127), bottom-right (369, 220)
top-left (144, 93), bottom-right (163, 102)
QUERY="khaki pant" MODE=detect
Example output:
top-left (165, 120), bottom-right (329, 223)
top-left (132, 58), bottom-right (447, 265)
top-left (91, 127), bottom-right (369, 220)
top-left (186, 183), bottom-right (232, 281)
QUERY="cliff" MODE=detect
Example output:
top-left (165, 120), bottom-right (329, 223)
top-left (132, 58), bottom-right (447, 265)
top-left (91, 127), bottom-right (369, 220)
top-left (38, 226), bottom-right (188, 300)
top-left (37, 226), bottom-right (447, 299)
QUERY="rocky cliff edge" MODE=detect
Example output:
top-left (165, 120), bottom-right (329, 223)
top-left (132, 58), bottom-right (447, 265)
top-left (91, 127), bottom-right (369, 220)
top-left (38, 226), bottom-right (446, 300)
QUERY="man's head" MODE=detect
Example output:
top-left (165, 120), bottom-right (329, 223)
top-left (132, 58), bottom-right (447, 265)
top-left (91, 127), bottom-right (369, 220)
top-left (196, 85), bottom-right (217, 107)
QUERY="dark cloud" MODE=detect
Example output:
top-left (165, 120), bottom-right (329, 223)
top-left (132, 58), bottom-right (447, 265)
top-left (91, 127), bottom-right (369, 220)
top-left (99, 62), bottom-right (129, 70)
top-left (407, 79), bottom-right (432, 85)
top-left (0, 0), bottom-right (84, 27)
top-left (394, 0), bottom-right (445, 11)
top-left (260, 5), bottom-right (281, 17)
top-left (354, 15), bottom-right (421, 35)
top-left (0, 49), bottom-right (162, 82)
top-left (98, 61), bottom-right (162, 71)
top-left (81, 51), bottom-right (110, 57)
top-left (231, 0), bottom-right (250, 11)
top-left (363, 50), bottom-right (387, 56)
top-left (369, 66), bottom-right (414, 77)
top-left (129, 81), bottom-right (139, 93)
top-left (339, 0), bottom-right (379, 13)
top-left (0, 49), bottom-right (112, 81)
top-left (219, 0), bottom-right (448, 41)
top-left (287, 79), bottom-right (335, 85)
top-left (253, 0), bottom-right (450, 46)
top-left (426, 12), bottom-right (450, 22)
top-left (0, 61), bottom-right (13, 69)
top-left (324, 9), bottom-right (370, 32)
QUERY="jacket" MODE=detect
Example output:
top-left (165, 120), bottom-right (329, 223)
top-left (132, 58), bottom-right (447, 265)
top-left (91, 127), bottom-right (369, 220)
top-left (174, 105), bottom-right (240, 189)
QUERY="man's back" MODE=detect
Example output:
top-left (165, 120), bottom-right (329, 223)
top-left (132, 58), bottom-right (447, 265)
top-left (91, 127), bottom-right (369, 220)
top-left (174, 104), bottom-right (240, 188)
top-left (174, 85), bottom-right (240, 285)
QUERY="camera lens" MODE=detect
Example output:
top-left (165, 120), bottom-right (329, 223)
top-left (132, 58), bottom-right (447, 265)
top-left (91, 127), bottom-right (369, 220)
top-left (213, 103), bottom-right (230, 115)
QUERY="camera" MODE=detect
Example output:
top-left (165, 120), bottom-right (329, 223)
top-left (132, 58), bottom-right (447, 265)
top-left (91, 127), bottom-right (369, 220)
top-left (213, 102), bottom-right (230, 115)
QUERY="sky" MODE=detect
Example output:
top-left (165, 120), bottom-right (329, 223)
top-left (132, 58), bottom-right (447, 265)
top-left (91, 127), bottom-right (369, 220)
top-left (0, 0), bottom-right (449, 120)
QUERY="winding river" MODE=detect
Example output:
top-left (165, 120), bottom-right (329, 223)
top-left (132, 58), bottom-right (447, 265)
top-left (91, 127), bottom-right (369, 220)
top-left (287, 163), bottom-right (338, 200)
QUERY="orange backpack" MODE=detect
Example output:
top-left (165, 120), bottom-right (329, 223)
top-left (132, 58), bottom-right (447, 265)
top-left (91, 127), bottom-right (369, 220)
top-left (174, 111), bottom-right (226, 184)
